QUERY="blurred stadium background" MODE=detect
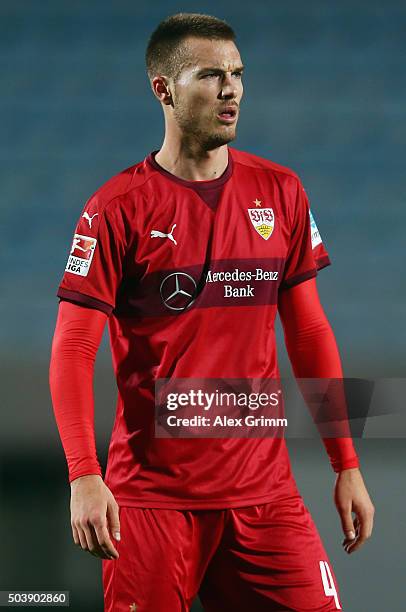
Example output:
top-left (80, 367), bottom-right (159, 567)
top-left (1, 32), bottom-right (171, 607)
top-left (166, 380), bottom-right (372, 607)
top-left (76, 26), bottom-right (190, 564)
top-left (0, 1), bottom-right (404, 610)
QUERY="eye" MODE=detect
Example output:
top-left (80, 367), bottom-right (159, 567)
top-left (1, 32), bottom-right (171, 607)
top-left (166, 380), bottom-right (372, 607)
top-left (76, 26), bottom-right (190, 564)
top-left (233, 72), bottom-right (243, 79)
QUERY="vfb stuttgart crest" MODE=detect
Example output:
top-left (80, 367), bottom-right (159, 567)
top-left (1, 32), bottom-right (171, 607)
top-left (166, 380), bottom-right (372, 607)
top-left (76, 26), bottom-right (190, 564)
top-left (248, 208), bottom-right (275, 240)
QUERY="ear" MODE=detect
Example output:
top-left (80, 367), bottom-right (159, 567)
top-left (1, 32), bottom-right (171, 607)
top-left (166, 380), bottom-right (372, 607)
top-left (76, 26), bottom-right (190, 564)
top-left (151, 76), bottom-right (173, 106)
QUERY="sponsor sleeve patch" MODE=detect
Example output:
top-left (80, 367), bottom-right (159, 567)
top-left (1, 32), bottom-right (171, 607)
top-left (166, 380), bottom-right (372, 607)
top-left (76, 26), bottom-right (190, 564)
top-left (309, 210), bottom-right (322, 249)
top-left (65, 234), bottom-right (97, 277)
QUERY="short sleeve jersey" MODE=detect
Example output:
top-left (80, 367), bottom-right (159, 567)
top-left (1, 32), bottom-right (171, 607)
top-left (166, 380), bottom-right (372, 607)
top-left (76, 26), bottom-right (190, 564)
top-left (57, 147), bottom-right (331, 509)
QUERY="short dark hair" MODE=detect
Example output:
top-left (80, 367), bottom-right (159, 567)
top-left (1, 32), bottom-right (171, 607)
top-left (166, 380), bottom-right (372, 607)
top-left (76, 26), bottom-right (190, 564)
top-left (146, 13), bottom-right (236, 81)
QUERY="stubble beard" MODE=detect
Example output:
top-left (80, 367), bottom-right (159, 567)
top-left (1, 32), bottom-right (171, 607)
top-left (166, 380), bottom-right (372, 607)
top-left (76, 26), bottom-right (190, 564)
top-left (173, 103), bottom-right (237, 151)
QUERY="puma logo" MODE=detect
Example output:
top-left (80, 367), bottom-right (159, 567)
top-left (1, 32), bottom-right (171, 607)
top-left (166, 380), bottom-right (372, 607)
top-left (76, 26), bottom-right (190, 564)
top-left (150, 223), bottom-right (177, 245)
top-left (82, 211), bottom-right (99, 229)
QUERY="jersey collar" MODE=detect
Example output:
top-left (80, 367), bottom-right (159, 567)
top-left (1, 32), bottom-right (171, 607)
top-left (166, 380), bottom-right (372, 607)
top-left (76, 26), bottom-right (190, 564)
top-left (146, 148), bottom-right (234, 191)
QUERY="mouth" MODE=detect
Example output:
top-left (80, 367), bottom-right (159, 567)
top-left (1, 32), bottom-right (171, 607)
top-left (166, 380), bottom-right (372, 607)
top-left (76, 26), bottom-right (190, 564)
top-left (217, 106), bottom-right (238, 124)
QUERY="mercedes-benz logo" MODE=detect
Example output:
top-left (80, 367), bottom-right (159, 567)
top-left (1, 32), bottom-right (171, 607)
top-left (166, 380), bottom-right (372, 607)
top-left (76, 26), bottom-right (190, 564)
top-left (160, 272), bottom-right (197, 311)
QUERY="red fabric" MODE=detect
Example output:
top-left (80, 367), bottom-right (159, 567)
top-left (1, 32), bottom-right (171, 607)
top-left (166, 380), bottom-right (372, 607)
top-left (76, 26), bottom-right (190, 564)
top-left (49, 300), bottom-right (107, 482)
top-left (102, 498), bottom-right (343, 611)
top-left (51, 147), bottom-right (350, 508)
top-left (147, 150), bottom-right (233, 210)
top-left (50, 279), bottom-right (358, 486)
top-left (278, 277), bottom-right (360, 472)
top-left (57, 147), bottom-right (331, 317)
top-left (279, 183), bottom-right (330, 290)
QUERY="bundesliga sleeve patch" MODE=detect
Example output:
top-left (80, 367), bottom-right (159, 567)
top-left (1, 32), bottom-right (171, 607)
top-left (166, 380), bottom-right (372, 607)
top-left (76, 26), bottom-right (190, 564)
top-left (65, 234), bottom-right (97, 276)
top-left (309, 210), bottom-right (322, 249)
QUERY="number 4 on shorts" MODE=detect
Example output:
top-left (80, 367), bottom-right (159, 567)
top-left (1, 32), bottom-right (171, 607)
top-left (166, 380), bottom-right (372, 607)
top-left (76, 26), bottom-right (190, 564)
top-left (319, 560), bottom-right (342, 610)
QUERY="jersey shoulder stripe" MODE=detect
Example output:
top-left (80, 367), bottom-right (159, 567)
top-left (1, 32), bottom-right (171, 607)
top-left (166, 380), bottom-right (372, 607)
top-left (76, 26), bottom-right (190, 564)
top-left (83, 159), bottom-right (153, 215)
top-left (229, 147), bottom-right (300, 183)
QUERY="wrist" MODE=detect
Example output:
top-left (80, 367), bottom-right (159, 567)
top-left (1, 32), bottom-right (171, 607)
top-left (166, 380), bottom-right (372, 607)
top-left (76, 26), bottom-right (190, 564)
top-left (70, 473), bottom-right (103, 488)
top-left (336, 467), bottom-right (361, 478)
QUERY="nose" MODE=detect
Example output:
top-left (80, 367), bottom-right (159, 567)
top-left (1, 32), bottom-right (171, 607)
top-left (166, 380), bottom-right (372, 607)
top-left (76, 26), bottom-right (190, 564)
top-left (219, 72), bottom-right (238, 99)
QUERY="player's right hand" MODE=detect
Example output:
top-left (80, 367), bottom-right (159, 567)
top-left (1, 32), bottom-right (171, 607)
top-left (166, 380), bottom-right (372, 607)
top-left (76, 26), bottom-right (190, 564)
top-left (70, 474), bottom-right (120, 561)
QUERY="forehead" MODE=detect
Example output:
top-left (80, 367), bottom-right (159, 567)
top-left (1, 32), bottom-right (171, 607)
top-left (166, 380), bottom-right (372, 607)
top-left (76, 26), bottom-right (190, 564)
top-left (180, 36), bottom-right (242, 71)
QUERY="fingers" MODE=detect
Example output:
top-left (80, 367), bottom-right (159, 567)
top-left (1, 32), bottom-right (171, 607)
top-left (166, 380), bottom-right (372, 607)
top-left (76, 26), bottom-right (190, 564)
top-left (342, 515), bottom-right (358, 553)
top-left (343, 506), bottom-right (375, 554)
top-left (72, 520), bottom-right (92, 552)
top-left (70, 479), bottom-right (121, 561)
top-left (71, 523), bottom-right (80, 547)
top-left (106, 500), bottom-right (121, 543)
top-left (71, 516), bottom-right (119, 560)
top-left (338, 505), bottom-right (356, 543)
top-left (93, 521), bottom-right (119, 559)
top-left (82, 523), bottom-right (98, 554)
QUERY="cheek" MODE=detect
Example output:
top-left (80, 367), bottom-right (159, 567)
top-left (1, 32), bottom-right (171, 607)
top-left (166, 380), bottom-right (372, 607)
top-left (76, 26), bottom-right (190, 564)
top-left (191, 94), bottom-right (214, 117)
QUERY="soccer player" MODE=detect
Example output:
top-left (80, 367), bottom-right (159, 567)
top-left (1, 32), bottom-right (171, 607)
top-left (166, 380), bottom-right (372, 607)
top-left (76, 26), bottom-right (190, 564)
top-left (49, 13), bottom-right (375, 611)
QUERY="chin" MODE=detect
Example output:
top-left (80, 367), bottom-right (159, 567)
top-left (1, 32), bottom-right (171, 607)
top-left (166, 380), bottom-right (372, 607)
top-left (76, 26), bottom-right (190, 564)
top-left (204, 130), bottom-right (237, 150)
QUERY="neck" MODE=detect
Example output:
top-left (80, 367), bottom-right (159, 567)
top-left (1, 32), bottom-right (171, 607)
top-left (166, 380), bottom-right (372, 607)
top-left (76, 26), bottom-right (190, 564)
top-left (155, 135), bottom-right (229, 181)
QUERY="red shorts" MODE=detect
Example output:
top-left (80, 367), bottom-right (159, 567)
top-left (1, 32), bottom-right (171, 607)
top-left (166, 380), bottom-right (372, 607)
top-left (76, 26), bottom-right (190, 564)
top-left (102, 494), bottom-right (344, 611)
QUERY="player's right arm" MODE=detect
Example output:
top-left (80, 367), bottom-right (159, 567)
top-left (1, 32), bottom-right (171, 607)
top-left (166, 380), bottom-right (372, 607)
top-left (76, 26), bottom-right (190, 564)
top-left (50, 182), bottom-right (132, 560)
top-left (49, 300), bottom-right (120, 560)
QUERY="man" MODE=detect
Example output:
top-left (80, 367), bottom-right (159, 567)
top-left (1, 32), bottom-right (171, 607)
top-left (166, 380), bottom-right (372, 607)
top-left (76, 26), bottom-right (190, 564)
top-left (50, 13), bottom-right (375, 612)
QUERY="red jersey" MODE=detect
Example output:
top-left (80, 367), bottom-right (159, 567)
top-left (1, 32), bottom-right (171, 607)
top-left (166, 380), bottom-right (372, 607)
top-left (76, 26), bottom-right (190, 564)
top-left (57, 147), bottom-right (331, 509)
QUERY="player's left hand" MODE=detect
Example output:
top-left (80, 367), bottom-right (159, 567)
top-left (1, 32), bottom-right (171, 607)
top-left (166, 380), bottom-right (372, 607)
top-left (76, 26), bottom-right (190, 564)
top-left (333, 467), bottom-right (375, 555)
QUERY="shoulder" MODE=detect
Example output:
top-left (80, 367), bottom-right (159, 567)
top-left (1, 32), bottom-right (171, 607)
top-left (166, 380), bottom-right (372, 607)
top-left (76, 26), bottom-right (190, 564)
top-left (84, 158), bottom-right (152, 216)
top-left (229, 147), bottom-right (302, 188)
top-left (73, 158), bottom-right (154, 242)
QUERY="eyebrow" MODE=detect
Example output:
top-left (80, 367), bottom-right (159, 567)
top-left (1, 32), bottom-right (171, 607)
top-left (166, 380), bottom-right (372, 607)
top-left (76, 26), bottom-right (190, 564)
top-left (197, 65), bottom-right (245, 75)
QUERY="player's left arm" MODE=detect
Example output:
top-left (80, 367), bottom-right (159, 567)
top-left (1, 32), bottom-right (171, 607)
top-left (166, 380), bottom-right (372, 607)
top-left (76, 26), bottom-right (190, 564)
top-left (278, 277), bottom-right (375, 554)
